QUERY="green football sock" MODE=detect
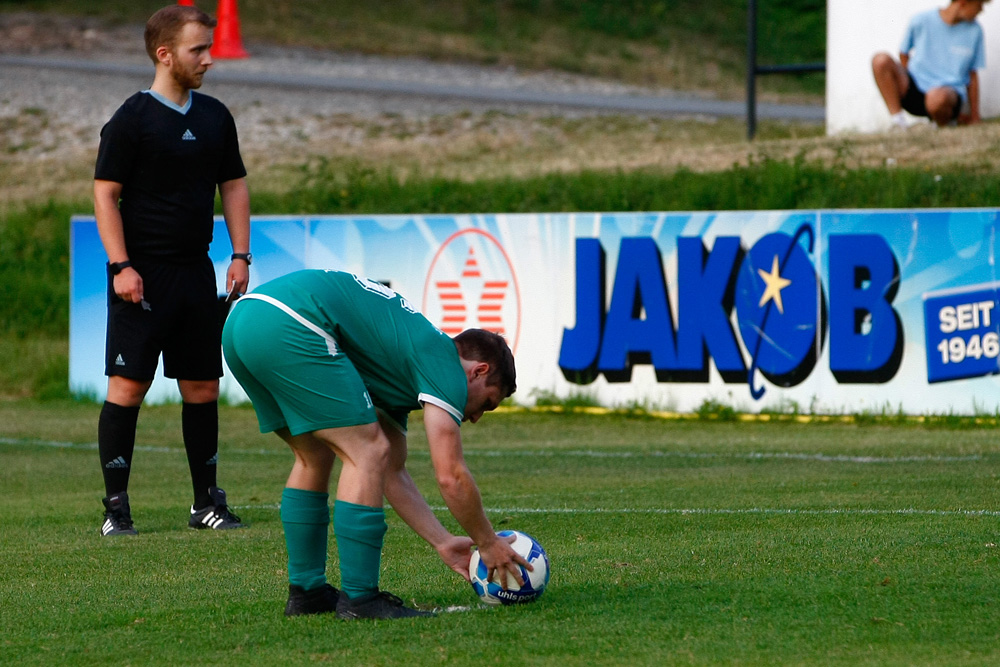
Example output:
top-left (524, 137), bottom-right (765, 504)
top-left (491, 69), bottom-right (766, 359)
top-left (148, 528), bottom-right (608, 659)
top-left (280, 487), bottom-right (330, 592)
top-left (333, 499), bottom-right (388, 599)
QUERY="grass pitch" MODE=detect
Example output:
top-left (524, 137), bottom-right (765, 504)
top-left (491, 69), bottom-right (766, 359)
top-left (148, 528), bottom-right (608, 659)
top-left (3, 400), bottom-right (1000, 665)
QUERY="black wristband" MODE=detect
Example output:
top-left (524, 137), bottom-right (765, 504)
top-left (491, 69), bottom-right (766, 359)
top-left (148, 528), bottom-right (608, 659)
top-left (231, 253), bottom-right (252, 265)
top-left (109, 261), bottom-right (132, 275)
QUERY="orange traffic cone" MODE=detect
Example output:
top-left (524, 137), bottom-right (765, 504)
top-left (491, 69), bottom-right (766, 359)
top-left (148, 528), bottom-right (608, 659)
top-left (210, 0), bottom-right (249, 59)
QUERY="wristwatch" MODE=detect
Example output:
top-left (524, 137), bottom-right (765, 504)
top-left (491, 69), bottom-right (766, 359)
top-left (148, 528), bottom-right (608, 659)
top-left (109, 260), bottom-right (132, 275)
top-left (231, 253), bottom-right (253, 265)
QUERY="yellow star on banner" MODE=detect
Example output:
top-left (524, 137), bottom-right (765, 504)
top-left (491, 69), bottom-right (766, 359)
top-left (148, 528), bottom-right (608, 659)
top-left (757, 255), bottom-right (792, 314)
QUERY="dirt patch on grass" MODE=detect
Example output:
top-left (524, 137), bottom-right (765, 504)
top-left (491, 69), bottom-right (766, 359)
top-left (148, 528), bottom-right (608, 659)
top-left (3, 110), bottom-right (999, 211)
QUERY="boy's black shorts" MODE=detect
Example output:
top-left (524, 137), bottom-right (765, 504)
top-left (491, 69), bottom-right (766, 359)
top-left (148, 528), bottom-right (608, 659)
top-left (901, 71), bottom-right (960, 120)
top-left (105, 257), bottom-right (223, 381)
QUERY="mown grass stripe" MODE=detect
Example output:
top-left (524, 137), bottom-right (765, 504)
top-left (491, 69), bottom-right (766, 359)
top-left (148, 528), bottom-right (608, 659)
top-left (232, 503), bottom-right (1000, 519)
top-left (0, 436), bottom-right (982, 464)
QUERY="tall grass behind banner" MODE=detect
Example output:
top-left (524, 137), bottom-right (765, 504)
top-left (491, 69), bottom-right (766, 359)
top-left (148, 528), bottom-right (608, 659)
top-left (0, 200), bottom-right (73, 338)
top-left (251, 160), bottom-right (998, 215)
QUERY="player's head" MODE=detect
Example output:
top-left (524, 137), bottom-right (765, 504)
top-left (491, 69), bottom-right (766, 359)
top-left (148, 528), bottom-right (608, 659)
top-left (454, 329), bottom-right (516, 397)
top-left (144, 5), bottom-right (217, 65)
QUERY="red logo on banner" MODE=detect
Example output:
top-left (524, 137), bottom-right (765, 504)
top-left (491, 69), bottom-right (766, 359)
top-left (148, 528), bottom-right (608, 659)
top-left (423, 229), bottom-right (521, 354)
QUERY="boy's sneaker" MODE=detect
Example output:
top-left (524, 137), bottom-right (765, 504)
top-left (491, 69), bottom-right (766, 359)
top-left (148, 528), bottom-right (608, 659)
top-left (101, 492), bottom-right (138, 537)
top-left (285, 584), bottom-right (340, 617)
top-left (189, 486), bottom-right (245, 530)
top-left (336, 590), bottom-right (436, 620)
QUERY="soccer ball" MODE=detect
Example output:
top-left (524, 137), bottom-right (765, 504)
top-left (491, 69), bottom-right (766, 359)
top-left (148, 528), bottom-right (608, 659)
top-left (469, 530), bottom-right (550, 605)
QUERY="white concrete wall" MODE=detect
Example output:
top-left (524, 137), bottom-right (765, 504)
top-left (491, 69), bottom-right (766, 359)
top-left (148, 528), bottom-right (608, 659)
top-left (827, 0), bottom-right (1000, 134)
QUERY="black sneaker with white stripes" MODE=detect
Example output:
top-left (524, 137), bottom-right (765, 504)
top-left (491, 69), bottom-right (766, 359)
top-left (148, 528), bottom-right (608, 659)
top-left (188, 486), bottom-right (245, 530)
top-left (101, 492), bottom-right (138, 537)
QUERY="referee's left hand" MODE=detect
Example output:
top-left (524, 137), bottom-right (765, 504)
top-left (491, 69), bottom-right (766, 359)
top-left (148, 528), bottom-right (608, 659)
top-left (114, 266), bottom-right (143, 304)
top-left (227, 260), bottom-right (250, 298)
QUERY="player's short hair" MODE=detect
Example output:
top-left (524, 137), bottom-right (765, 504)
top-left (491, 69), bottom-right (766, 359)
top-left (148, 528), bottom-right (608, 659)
top-left (454, 329), bottom-right (517, 398)
top-left (144, 5), bottom-right (217, 63)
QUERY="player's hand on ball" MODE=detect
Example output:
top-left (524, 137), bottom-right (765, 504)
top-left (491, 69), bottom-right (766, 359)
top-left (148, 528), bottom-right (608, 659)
top-left (480, 532), bottom-right (532, 589)
top-left (436, 534), bottom-right (476, 581)
top-left (469, 531), bottom-right (550, 605)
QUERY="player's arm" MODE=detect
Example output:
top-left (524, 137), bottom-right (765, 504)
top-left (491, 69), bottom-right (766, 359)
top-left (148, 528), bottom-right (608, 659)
top-left (94, 178), bottom-right (142, 303)
top-left (422, 404), bottom-right (528, 587)
top-left (379, 415), bottom-right (476, 580)
top-left (219, 176), bottom-right (251, 296)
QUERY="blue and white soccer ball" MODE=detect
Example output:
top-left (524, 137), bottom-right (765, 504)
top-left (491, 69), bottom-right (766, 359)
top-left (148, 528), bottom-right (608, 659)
top-left (469, 530), bottom-right (550, 605)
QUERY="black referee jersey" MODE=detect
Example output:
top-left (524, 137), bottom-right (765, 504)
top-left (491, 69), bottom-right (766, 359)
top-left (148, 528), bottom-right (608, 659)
top-left (95, 90), bottom-right (247, 263)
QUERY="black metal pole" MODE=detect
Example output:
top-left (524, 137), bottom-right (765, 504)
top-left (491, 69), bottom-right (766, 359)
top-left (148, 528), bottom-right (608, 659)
top-left (747, 0), bottom-right (757, 140)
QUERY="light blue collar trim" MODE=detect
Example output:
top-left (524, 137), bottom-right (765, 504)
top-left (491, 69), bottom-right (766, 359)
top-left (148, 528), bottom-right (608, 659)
top-left (142, 89), bottom-right (192, 115)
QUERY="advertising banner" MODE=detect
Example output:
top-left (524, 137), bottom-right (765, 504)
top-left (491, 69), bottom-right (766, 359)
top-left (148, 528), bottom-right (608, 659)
top-left (70, 209), bottom-right (1000, 414)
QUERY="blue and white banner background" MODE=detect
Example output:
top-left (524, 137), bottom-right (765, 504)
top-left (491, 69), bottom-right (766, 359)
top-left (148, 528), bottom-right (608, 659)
top-left (70, 209), bottom-right (1000, 414)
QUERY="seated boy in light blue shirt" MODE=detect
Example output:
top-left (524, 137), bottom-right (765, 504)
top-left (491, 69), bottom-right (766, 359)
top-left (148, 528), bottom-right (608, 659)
top-left (871, 0), bottom-right (989, 128)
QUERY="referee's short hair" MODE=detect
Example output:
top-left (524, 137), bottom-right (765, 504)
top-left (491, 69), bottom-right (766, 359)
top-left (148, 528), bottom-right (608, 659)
top-left (144, 5), bottom-right (217, 64)
top-left (454, 329), bottom-right (517, 398)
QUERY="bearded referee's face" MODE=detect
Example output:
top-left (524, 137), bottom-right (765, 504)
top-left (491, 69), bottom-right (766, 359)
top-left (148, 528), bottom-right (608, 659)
top-left (168, 21), bottom-right (214, 91)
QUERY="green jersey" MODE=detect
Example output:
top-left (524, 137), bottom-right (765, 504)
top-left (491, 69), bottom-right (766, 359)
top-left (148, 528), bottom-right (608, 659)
top-left (251, 270), bottom-right (467, 427)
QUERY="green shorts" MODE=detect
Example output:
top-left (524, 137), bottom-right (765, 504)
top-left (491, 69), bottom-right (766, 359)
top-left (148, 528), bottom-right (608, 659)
top-left (221, 295), bottom-right (376, 435)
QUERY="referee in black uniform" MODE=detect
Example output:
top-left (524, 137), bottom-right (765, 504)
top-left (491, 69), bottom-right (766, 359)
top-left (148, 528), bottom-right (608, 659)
top-left (94, 5), bottom-right (250, 536)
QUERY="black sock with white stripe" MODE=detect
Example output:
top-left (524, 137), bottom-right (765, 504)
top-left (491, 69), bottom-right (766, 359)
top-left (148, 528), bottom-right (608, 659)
top-left (182, 401), bottom-right (219, 510)
top-left (98, 401), bottom-right (140, 497)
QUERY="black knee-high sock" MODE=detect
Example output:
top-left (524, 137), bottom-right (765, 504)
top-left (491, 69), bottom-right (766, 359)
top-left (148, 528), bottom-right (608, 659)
top-left (182, 401), bottom-right (219, 509)
top-left (98, 401), bottom-right (140, 497)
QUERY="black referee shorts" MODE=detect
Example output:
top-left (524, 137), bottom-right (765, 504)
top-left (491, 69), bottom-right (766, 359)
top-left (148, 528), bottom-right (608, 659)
top-left (105, 257), bottom-right (223, 381)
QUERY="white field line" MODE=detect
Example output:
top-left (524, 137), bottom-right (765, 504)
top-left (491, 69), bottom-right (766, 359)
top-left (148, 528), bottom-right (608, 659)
top-left (8, 439), bottom-right (993, 517)
top-left (439, 605), bottom-right (476, 613)
top-left (0, 437), bottom-right (277, 456)
top-left (462, 450), bottom-right (984, 464)
top-left (0, 437), bottom-right (983, 464)
top-left (232, 503), bottom-right (1000, 518)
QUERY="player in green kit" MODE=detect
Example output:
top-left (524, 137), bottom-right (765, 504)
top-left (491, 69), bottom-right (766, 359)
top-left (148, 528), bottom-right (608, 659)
top-left (222, 269), bottom-right (528, 619)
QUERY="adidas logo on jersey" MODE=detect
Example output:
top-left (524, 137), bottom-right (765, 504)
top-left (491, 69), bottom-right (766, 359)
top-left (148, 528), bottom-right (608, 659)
top-left (115, 354), bottom-right (125, 366)
top-left (182, 129), bottom-right (196, 141)
top-left (105, 456), bottom-right (129, 469)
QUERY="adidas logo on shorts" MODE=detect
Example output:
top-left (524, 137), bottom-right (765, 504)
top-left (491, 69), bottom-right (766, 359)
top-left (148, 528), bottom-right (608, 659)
top-left (115, 354), bottom-right (125, 366)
